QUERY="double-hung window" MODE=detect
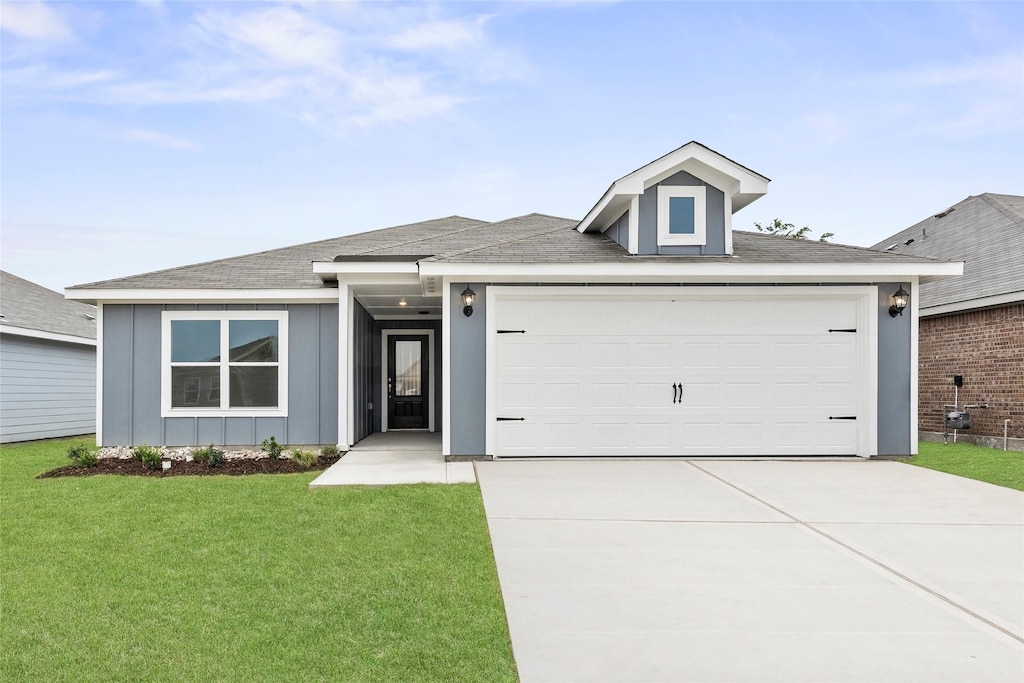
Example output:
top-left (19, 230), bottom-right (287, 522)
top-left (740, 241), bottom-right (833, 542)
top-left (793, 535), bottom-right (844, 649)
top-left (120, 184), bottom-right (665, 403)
top-left (162, 311), bottom-right (288, 417)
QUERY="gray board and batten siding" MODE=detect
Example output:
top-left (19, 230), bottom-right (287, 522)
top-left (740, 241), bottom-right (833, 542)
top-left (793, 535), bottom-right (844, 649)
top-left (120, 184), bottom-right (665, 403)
top-left (449, 282), bottom-right (487, 456)
top-left (0, 334), bottom-right (96, 443)
top-left (102, 303), bottom-right (338, 447)
top-left (876, 282), bottom-right (912, 455)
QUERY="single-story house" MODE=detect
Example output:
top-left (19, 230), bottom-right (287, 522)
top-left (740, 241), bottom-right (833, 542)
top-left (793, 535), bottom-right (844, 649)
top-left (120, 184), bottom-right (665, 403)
top-left (67, 142), bottom-right (962, 458)
top-left (871, 193), bottom-right (1023, 450)
top-left (1, 271), bottom-right (97, 443)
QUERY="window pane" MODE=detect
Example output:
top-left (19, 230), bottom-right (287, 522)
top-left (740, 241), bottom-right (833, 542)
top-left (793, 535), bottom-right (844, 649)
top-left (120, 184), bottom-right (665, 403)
top-left (230, 367), bottom-right (279, 407)
top-left (229, 320), bottom-right (278, 362)
top-left (668, 196), bottom-right (696, 235)
top-left (171, 321), bottom-right (220, 362)
top-left (171, 367), bottom-right (221, 407)
top-left (394, 340), bottom-right (422, 397)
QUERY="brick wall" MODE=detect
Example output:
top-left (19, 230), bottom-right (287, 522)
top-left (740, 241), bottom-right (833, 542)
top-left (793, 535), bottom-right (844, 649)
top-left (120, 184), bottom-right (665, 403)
top-left (919, 303), bottom-right (1024, 439)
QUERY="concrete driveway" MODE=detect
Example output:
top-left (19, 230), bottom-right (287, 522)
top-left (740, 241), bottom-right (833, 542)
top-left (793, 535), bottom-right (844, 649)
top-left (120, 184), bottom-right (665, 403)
top-left (475, 460), bottom-right (1024, 683)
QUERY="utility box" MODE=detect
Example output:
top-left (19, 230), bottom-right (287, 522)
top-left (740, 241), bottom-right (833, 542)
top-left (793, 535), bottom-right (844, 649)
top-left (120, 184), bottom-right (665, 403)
top-left (946, 410), bottom-right (972, 430)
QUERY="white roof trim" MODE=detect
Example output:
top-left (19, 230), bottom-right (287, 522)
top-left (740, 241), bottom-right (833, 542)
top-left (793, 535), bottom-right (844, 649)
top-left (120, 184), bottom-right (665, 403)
top-left (577, 142), bottom-right (770, 234)
top-left (418, 260), bottom-right (963, 283)
top-left (0, 324), bottom-right (97, 346)
top-left (65, 288), bottom-right (339, 304)
top-left (313, 261), bottom-right (420, 279)
top-left (920, 290), bottom-right (1024, 317)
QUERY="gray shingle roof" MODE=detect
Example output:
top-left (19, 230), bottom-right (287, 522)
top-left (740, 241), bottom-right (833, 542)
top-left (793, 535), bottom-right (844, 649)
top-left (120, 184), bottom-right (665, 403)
top-left (71, 213), bottom-right (948, 291)
top-left (870, 193), bottom-right (1024, 309)
top-left (1, 271), bottom-right (97, 339)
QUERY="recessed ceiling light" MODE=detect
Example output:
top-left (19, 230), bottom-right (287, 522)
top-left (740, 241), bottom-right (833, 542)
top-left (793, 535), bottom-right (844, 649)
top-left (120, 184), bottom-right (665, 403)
top-left (399, 298), bottom-right (407, 306)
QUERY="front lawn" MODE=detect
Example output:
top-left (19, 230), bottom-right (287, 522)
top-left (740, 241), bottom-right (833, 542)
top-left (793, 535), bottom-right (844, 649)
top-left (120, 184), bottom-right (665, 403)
top-left (0, 438), bottom-right (517, 682)
top-left (909, 440), bottom-right (1024, 491)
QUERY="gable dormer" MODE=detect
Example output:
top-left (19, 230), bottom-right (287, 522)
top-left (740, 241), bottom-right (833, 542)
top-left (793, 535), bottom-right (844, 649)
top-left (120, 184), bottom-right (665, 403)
top-left (577, 141), bottom-right (769, 256)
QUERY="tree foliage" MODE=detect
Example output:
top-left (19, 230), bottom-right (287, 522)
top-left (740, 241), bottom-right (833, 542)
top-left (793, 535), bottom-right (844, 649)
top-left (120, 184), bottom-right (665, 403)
top-left (753, 218), bottom-right (834, 242)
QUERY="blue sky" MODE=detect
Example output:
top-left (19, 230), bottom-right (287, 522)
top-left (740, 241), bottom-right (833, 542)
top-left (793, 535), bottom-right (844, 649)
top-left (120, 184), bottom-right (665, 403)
top-left (2, 1), bottom-right (1022, 293)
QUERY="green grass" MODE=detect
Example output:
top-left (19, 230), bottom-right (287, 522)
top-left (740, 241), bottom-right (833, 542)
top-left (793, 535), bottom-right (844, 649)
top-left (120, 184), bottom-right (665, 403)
top-left (908, 440), bottom-right (1024, 491)
top-left (1, 438), bottom-right (517, 682)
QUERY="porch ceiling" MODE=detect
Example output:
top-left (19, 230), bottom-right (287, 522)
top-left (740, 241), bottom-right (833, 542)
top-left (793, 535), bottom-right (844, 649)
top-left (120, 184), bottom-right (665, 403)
top-left (352, 284), bottom-right (441, 319)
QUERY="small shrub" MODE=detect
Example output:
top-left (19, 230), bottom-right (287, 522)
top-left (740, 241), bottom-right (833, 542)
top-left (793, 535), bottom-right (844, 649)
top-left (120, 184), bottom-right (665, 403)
top-left (262, 436), bottom-right (284, 460)
top-left (207, 448), bottom-right (225, 468)
top-left (319, 444), bottom-right (339, 457)
top-left (66, 444), bottom-right (98, 468)
top-left (132, 444), bottom-right (163, 470)
top-left (192, 444), bottom-right (224, 467)
top-left (289, 448), bottom-right (318, 468)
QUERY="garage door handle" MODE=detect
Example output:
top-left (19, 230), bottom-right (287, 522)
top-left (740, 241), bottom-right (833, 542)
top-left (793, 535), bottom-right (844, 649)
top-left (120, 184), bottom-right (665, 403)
top-left (829, 416), bottom-right (857, 420)
top-left (497, 417), bottom-right (525, 421)
top-left (672, 383), bottom-right (680, 404)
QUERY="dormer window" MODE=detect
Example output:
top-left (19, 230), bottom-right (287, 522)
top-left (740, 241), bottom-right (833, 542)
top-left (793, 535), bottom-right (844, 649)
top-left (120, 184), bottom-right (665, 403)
top-left (657, 185), bottom-right (706, 246)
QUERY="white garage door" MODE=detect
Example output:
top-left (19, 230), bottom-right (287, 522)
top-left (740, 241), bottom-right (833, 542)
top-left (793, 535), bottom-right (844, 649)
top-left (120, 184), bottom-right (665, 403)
top-left (493, 292), bottom-right (864, 457)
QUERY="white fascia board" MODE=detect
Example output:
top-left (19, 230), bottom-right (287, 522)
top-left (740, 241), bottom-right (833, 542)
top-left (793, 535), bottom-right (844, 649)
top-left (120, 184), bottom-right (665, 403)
top-left (0, 324), bottom-right (97, 346)
top-left (919, 290), bottom-right (1024, 317)
top-left (418, 260), bottom-right (964, 282)
top-left (313, 261), bottom-right (420, 278)
top-left (65, 288), bottom-right (338, 304)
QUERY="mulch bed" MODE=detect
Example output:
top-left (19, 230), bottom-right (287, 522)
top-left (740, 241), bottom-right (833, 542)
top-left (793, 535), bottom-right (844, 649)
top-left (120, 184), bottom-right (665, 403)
top-left (37, 456), bottom-right (341, 479)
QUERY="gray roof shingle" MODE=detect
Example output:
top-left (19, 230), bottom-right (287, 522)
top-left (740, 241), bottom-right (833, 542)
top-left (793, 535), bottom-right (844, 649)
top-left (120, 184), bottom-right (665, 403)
top-left (1, 271), bottom-right (97, 339)
top-left (870, 193), bottom-right (1024, 309)
top-left (71, 212), bottom-right (949, 291)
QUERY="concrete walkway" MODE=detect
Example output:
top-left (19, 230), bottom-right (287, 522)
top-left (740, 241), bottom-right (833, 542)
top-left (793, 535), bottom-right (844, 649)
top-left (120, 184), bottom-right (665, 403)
top-left (476, 460), bottom-right (1024, 683)
top-left (309, 432), bottom-right (476, 486)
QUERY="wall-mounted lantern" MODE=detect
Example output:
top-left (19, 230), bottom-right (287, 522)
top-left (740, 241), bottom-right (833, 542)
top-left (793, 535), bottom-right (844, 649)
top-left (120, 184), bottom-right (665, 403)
top-left (888, 285), bottom-right (909, 317)
top-left (462, 286), bottom-right (476, 317)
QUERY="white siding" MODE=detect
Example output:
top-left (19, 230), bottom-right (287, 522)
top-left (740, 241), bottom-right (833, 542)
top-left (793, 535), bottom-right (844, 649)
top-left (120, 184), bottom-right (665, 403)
top-left (0, 334), bottom-right (96, 443)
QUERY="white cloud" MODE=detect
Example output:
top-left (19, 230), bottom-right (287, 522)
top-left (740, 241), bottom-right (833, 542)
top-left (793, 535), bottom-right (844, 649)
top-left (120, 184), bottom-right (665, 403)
top-left (195, 6), bottom-right (343, 69)
top-left (388, 17), bottom-right (486, 53)
top-left (885, 52), bottom-right (1023, 90)
top-left (1, 3), bottom-right (526, 134)
top-left (118, 128), bottom-right (200, 150)
top-left (0, 0), bottom-right (71, 41)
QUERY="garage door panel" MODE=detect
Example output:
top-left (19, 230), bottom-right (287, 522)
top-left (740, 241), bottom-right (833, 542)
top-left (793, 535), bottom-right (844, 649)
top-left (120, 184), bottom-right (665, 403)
top-left (494, 294), bottom-right (862, 457)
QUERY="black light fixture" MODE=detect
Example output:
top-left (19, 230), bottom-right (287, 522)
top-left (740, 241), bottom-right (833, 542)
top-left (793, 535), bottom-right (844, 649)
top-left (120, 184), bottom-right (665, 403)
top-left (461, 286), bottom-right (476, 317)
top-left (889, 285), bottom-right (909, 317)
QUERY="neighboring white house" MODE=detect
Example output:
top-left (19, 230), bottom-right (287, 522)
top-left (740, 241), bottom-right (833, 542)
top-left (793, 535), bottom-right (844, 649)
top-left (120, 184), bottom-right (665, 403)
top-left (1, 271), bottom-right (97, 443)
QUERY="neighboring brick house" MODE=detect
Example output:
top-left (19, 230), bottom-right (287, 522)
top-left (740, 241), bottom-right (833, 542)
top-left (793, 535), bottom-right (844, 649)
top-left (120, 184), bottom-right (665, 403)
top-left (872, 194), bottom-right (1024, 450)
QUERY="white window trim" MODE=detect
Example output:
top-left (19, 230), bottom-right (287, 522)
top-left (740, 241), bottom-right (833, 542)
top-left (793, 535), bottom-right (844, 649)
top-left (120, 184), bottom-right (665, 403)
top-left (161, 310), bottom-right (288, 418)
top-left (657, 185), bottom-right (707, 246)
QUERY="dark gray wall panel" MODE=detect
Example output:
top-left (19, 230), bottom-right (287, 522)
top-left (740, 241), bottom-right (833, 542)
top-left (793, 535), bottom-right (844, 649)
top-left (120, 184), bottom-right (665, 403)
top-left (197, 418), bottom-right (224, 445)
top-left (877, 282), bottom-right (912, 454)
top-left (352, 301), bottom-right (374, 443)
top-left (318, 304), bottom-right (339, 444)
top-left (449, 283), bottom-right (486, 455)
top-left (131, 306), bottom-right (163, 445)
top-left (102, 305), bottom-right (133, 445)
top-left (607, 212), bottom-right (629, 250)
top-left (637, 171), bottom-right (727, 256)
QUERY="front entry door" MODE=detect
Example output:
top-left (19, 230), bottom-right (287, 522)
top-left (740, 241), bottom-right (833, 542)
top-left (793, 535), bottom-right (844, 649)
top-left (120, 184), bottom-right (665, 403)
top-left (387, 335), bottom-right (429, 429)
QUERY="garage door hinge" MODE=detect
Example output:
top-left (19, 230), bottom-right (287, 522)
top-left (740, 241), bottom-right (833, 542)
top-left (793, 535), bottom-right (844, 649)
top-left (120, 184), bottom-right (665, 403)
top-left (497, 329), bottom-right (526, 334)
top-left (828, 328), bottom-right (857, 333)
top-left (496, 417), bottom-right (525, 421)
top-left (829, 416), bottom-right (857, 420)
